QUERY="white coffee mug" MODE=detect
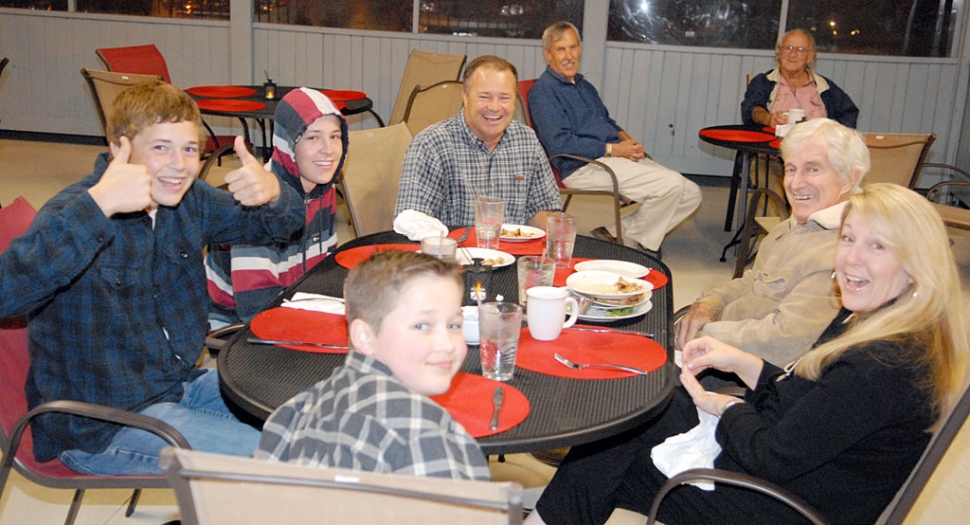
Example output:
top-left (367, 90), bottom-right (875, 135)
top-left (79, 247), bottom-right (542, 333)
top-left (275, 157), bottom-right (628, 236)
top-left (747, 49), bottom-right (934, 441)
top-left (526, 286), bottom-right (579, 341)
top-left (785, 108), bottom-right (806, 123)
top-left (461, 305), bottom-right (479, 345)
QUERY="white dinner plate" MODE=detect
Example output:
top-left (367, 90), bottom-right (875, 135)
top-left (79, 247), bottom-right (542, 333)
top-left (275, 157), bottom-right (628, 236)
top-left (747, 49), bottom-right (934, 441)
top-left (577, 300), bottom-right (653, 322)
top-left (587, 290), bottom-right (653, 310)
top-left (574, 259), bottom-right (650, 279)
top-left (457, 248), bottom-right (515, 268)
top-left (499, 223), bottom-right (546, 242)
top-left (566, 270), bottom-right (653, 299)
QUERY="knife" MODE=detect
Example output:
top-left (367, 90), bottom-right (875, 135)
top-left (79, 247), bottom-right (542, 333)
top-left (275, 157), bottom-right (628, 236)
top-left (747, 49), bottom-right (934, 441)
top-left (489, 386), bottom-right (504, 430)
top-left (567, 326), bottom-right (654, 339)
top-left (247, 337), bottom-right (347, 350)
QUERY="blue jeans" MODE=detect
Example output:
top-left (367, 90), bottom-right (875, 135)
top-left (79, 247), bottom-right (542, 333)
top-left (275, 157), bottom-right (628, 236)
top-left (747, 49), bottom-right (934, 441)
top-left (59, 369), bottom-right (261, 475)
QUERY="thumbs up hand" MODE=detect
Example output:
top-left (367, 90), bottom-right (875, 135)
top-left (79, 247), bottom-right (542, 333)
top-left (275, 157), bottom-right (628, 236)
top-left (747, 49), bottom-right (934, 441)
top-left (224, 136), bottom-right (282, 206)
top-left (88, 136), bottom-right (154, 216)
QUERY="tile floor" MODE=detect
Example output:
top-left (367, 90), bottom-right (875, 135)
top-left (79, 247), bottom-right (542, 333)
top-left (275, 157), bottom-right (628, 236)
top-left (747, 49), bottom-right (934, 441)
top-left (1, 138), bottom-right (968, 524)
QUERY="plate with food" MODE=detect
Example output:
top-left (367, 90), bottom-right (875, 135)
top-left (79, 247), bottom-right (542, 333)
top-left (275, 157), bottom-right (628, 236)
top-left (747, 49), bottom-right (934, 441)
top-left (456, 248), bottom-right (515, 268)
top-left (585, 290), bottom-right (652, 310)
top-left (573, 259), bottom-right (650, 279)
top-left (566, 270), bottom-right (652, 299)
top-left (578, 300), bottom-right (653, 322)
top-left (500, 224), bottom-right (545, 242)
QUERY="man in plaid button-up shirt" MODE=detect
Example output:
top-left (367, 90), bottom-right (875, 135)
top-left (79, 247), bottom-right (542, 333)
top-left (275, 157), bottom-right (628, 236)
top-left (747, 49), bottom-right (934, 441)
top-left (395, 55), bottom-right (562, 227)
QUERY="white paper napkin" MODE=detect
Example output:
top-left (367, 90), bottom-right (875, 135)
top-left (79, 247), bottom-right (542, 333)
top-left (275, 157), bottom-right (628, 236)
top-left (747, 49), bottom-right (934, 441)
top-left (281, 293), bottom-right (345, 314)
top-left (393, 209), bottom-right (449, 241)
top-left (650, 407), bottom-right (722, 491)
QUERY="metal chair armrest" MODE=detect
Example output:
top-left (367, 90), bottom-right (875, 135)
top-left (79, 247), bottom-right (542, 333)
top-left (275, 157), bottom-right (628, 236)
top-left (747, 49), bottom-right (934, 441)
top-left (199, 144), bottom-right (235, 183)
top-left (4, 400), bottom-right (192, 463)
top-left (927, 180), bottom-right (970, 203)
top-left (645, 468), bottom-right (829, 525)
top-left (549, 153), bottom-right (623, 197)
top-left (205, 323), bottom-right (245, 354)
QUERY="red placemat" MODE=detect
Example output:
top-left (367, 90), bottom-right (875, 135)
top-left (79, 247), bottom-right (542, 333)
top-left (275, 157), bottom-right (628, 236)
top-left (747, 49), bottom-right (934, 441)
top-left (250, 308), bottom-right (348, 354)
top-left (187, 86), bottom-right (257, 98)
top-left (431, 373), bottom-right (529, 438)
top-left (699, 129), bottom-right (775, 143)
top-left (196, 99), bottom-right (266, 112)
top-left (763, 126), bottom-right (776, 134)
top-left (334, 244), bottom-right (421, 269)
top-left (552, 258), bottom-right (668, 289)
top-left (516, 328), bottom-right (667, 379)
top-left (448, 228), bottom-right (546, 256)
top-left (320, 89), bottom-right (367, 102)
top-left (769, 139), bottom-right (782, 150)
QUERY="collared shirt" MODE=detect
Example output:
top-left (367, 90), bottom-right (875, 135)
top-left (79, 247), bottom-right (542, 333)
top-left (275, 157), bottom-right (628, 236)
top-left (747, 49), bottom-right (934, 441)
top-left (0, 153), bottom-right (304, 461)
top-left (528, 66), bottom-right (623, 178)
top-left (696, 202), bottom-right (848, 364)
top-left (394, 112), bottom-right (561, 226)
top-left (255, 351), bottom-right (491, 481)
top-left (770, 71), bottom-right (828, 121)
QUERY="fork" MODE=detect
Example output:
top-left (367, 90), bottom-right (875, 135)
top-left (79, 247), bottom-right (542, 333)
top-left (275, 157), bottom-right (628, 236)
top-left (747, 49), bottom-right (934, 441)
top-left (554, 353), bottom-right (648, 375)
top-left (456, 226), bottom-right (475, 263)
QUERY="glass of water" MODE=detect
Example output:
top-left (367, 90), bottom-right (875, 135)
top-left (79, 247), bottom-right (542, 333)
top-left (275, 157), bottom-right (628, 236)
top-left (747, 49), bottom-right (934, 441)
top-left (516, 255), bottom-right (556, 307)
top-left (474, 196), bottom-right (505, 250)
top-left (546, 212), bottom-right (577, 269)
top-left (478, 301), bottom-right (522, 381)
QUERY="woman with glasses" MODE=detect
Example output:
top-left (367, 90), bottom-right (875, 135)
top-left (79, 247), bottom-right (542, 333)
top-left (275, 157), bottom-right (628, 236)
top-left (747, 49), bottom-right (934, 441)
top-left (742, 29), bottom-right (859, 129)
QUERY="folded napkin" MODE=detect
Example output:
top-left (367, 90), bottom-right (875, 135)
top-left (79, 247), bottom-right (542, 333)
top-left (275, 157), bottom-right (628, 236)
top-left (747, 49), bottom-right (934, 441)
top-left (650, 407), bottom-right (722, 491)
top-left (281, 293), bottom-right (345, 314)
top-left (393, 209), bottom-right (449, 241)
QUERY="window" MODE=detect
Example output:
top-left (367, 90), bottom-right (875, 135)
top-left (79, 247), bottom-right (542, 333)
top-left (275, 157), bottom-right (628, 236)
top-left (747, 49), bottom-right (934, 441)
top-left (609, 0), bottom-right (782, 49)
top-left (255, 0), bottom-right (413, 31)
top-left (608, 0), bottom-right (961, 57)
top-left (254, 0), bottom-right (583, 38)
top-left (0, 1), bottom-right (234, 19)
top-left (787, 0), bottom-right (958, 57)
top-left (418, 0), bottom-right (583, 38)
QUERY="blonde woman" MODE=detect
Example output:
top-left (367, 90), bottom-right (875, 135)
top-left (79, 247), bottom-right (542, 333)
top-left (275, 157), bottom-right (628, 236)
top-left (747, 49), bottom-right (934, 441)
top-left (527, 183), bottom-right (968, 525)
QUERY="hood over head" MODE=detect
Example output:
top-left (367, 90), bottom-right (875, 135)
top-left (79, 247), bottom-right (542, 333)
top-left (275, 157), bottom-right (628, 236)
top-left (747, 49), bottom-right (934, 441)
top-left (268, 88), bottom-right (349, 198)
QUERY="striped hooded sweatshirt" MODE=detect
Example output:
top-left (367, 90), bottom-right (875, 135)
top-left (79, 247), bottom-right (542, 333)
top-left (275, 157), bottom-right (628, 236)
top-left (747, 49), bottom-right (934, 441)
top-left (206, 88), bottom-right (349, 327)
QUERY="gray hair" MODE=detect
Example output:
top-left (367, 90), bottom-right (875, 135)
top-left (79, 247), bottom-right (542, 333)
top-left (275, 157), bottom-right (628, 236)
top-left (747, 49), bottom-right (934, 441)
top-left (775, 28), bottom-right (817, 71)
top-left (780, 118), bottom-right (869, 192)
top-left (542, 21), bottom-right (580, 51)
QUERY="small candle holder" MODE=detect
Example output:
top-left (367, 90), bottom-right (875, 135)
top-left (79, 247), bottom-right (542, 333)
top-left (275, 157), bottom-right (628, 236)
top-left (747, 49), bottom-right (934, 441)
top-left (264, 79), bottom-right (277, 100)
top-left (464, 258), bottom-right (493, 306)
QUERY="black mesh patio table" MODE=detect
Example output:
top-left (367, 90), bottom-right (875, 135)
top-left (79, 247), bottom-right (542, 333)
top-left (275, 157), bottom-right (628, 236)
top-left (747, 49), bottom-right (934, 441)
top-left (218, 231), bottom-right (676, 455)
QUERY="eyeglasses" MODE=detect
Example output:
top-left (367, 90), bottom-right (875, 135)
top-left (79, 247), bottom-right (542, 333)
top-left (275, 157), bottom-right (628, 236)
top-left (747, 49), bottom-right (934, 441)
top-left (781, 45), bottom-right (811, 55)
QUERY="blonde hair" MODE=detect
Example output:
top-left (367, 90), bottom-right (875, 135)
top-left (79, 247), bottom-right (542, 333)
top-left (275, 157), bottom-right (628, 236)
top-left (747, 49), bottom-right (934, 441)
top-left (106, 80), bottom-right (206, 148)
top-left (795, 183), bottom-right (969, 426)
top-left (343, 250), bottom-right (463, 347)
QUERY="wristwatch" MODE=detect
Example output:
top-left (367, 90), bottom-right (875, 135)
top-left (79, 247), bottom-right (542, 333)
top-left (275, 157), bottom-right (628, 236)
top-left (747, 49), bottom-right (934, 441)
top-left (605, 143), bottom-right (613, 158)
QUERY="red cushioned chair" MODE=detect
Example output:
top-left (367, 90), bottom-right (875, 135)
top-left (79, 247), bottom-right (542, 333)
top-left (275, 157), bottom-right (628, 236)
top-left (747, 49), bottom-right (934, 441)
top-left (0, 197), bottom-right (191, 525)
top-left (517, 79), bottom-right (634, 245)
top-left (96, 44), bottom-right (238, 164)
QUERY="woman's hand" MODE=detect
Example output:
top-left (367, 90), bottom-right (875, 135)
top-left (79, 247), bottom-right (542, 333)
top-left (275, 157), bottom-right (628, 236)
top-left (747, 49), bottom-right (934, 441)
top-left (682, 336), bottom-right (764, 390)
top-left (681, 369), bottom-right (742, 417)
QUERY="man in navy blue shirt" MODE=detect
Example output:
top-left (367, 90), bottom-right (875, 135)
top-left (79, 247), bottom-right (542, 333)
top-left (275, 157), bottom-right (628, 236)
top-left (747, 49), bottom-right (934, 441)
top-left (0, 81), bottom-right (304, 475)
top-left (529, 21), bottom-right (702, 253)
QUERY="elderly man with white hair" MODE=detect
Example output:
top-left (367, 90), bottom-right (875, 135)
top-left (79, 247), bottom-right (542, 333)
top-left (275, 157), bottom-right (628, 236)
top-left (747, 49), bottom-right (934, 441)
top-left (675, 118), bottom-right (870, 365)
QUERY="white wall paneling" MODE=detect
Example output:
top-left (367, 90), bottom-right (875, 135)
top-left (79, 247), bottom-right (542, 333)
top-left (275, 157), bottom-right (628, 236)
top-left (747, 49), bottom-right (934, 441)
top-left (0, 8), bottom-right (966, 183)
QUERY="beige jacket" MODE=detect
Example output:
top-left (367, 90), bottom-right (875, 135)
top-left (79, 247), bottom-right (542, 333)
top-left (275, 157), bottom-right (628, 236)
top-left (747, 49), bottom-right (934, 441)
top-left (696, 202), bottom-right (845, 365)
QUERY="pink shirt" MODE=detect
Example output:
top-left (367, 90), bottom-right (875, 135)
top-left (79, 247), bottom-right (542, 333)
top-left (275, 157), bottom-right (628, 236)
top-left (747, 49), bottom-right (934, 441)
top-left (771, 74), bottom-right (828, 121)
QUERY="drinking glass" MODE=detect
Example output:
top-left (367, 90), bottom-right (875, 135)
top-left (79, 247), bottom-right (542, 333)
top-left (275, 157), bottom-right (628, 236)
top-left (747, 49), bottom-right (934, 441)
top-left (546, 212), bottom-right (577, 269)
top-left (478, 302), bottom-right (522, 381)
top-left (420, 236), bottom-right (457, 263)
top-left (516, 255), bottom-right (555, 307)
top-left (475, 196), bottom-right (505, 250)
